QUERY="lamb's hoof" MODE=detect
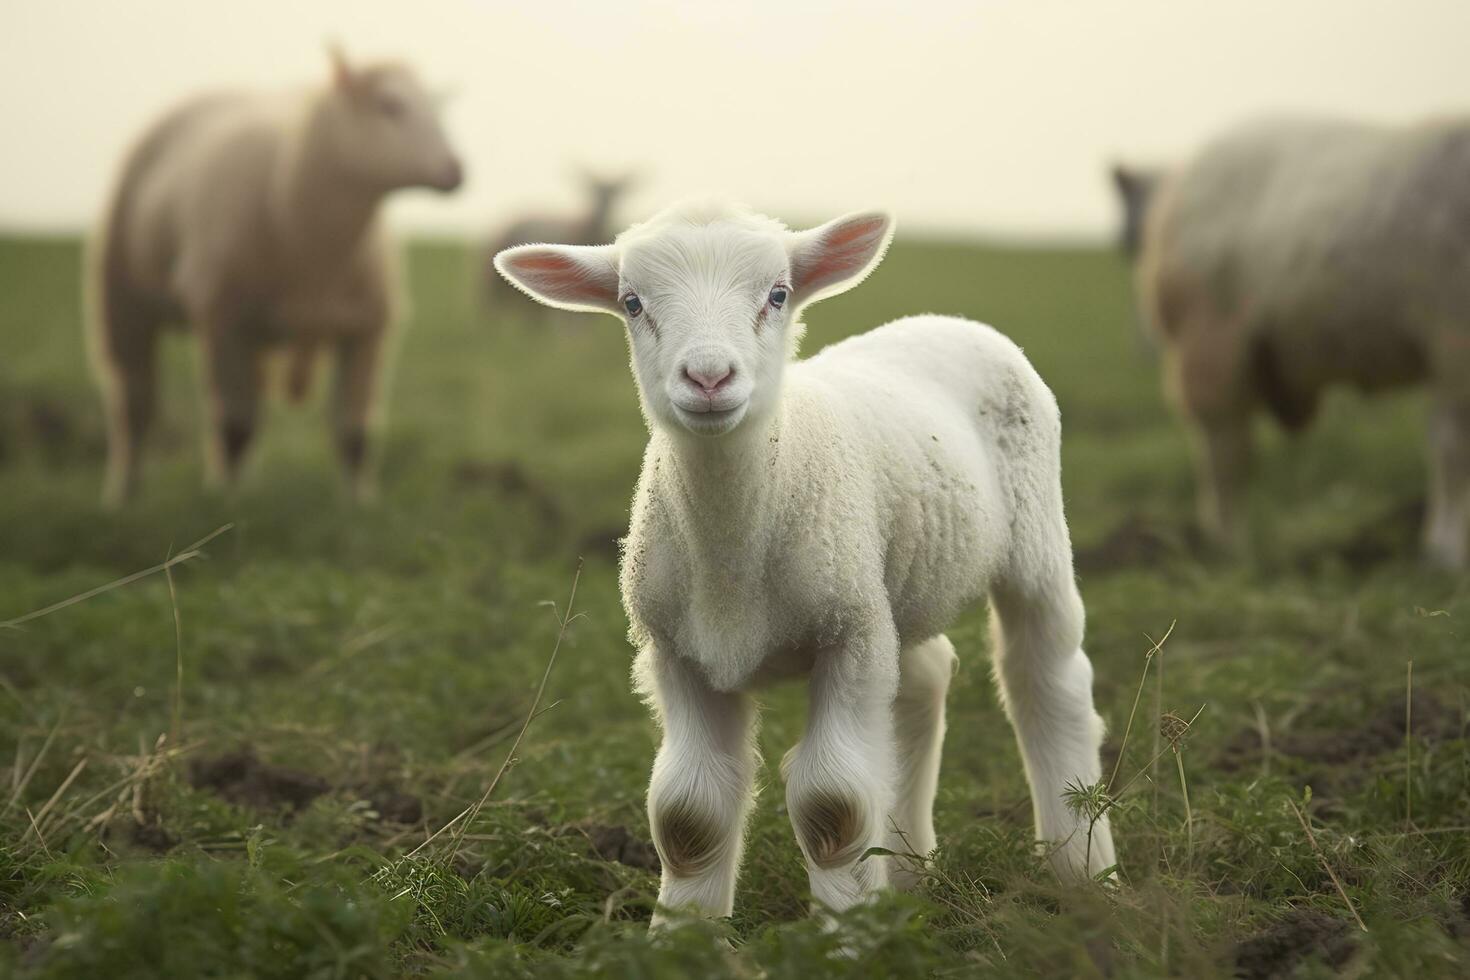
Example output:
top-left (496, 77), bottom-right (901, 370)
top-left (647, 912), bottom-right (735, 951)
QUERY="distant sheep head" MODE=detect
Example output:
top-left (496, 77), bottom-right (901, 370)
top-left (320, 44), bottom-right (463, 194)
top-left (583, 171), bottom-right (636, 210)
top-left (494, 201), bottom-right (893, 437)
top-left (1109, 163), bottom-right (1163, 258)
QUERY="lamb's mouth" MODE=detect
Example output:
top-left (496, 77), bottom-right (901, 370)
top-left (673, 400), bottom-right (748, 434)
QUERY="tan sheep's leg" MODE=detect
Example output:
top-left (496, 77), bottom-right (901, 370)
top-left (98, 318), bottom-right (159, 509)
top-left (199, 328), bottom-right (264, 490)
top-left (1165, 322), bottom-right (1254, 552)
top-left (332, 329), bottom-right (385, 501)
top-left (1189, 415), bottom-right (1252, 551)
top-left (1424, 397), bottom-right (1470, 570)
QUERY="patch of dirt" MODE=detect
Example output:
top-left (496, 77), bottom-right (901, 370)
top-left (1450, 889), bottom-right (1470, 941)
top-left (127, 819), bottom-right (178, 853)
top-left (1233, 909), bottom-right (1356, 979)
top-left (452, 459), bottom-right (561, 524)
top-left (1216, 690), bottom-right (1463, 772)
top-left (246, 650), bottom-right (292, 676)
top-left (27, 399), bottom-right (74, 450)
top-left (361, 785), bottom-right (423, 825)
top-left (1296, 498), bottom-right (1425, 573)
top-left (563, 822), bottom-right (661, 874)
top-left (13, 394), bottom-right (111, 463)
top-left (189, 748), bottom-right (328, 812)
top-left (1075, 514), bottom-right (1210, 573)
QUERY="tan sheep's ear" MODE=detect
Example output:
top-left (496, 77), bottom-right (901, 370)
top-left (494, 244), bottom-right (622, 316)
top-left (326, 41), bottom-right (361, 95)
top-left (1110, 163), bottom-right (1137, 196)
top-left (787, 211), bottom-right (894, 309)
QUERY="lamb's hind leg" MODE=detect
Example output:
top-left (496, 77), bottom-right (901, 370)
top-left (885, 635), bottom-right (957, 890)
top-left (640, 649), bottom-right (758, 928)
top-left (1424, 394), bottom-right (1470, 570)
top-left (989, 572), bottom-right (1115, 882)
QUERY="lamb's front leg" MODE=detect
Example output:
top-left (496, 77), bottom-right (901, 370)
top-left (785, 628), bottom-right (900, 913)
top-left (641, 648), bottom-right (758, 928)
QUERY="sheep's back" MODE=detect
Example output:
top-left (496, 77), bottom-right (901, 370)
top-left (1147, 117), bottom-right (1470, 350)
top-left (106, 93), bottom-right (287, 301)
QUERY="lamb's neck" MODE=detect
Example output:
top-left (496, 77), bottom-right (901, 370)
top-left (273, 104), bottom-right (384, 269)
top-left (660, 412), bottom-right (787, 555)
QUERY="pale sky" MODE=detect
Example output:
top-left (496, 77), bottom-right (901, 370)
top-left (2, 1), bottom-right (1467, 240)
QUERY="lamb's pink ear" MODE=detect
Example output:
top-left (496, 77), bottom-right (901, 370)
top-left (788, 211), bottom-right (894, 307)
top-left (493, 244), bottom-right (621, 316)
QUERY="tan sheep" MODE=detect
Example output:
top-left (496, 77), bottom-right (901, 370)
top-left (88, 46), bottom-right (462, 505)
top-left (1137, 116), bottom-right (1470, 568)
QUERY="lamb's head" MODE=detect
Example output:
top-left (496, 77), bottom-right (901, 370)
top-left (317, 46), bottom-right (463, 194)
top-left (494, 201), bottom-right (893, 437)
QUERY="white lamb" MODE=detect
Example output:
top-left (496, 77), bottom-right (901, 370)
top-left (495, 201), bottom-right (1115, 923)
top-left (89, 47), bottom-right (463, 505)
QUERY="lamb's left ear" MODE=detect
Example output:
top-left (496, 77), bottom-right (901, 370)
top-left (494, 244), bottom-right (621, 316)
top-left (788, 211), bottom-right (895, 307)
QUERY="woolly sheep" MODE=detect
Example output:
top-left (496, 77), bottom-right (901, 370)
top-left (89, 47), bottom-right (463, 505)
top-left (495, 200), bottom-right (1116, 924)
top-left (484, 173), bottom-right (632, 314)
top-left (1137, 117), bottom-right (1470, 568)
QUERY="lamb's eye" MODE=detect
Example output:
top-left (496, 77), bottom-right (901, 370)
top-left (623, 294), bottom-right (643, 317)
top-left (768, 286), bottom-right (788, 309)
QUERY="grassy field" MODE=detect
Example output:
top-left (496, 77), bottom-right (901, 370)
top-left (1, 233), bottom-right (1467, 978)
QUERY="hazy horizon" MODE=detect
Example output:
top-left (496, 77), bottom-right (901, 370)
top-left (3, 1), bottom-right (1468, 241)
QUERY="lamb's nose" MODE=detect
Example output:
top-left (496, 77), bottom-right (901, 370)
top-left (684, 366), bottom-right (733, 394)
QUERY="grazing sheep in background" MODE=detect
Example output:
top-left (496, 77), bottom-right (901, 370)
top-left (89, 46), bottom-right (463, 505)
top-left (484, 173), bottom-right (632, 314)
top-left (1137, 116), bottom-right (1470, 568)
top-left (495, 200), bottom-right (1116, 924)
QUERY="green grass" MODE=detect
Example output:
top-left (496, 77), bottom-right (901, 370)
top-left (1, 234), bottom-right (1466, 978)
